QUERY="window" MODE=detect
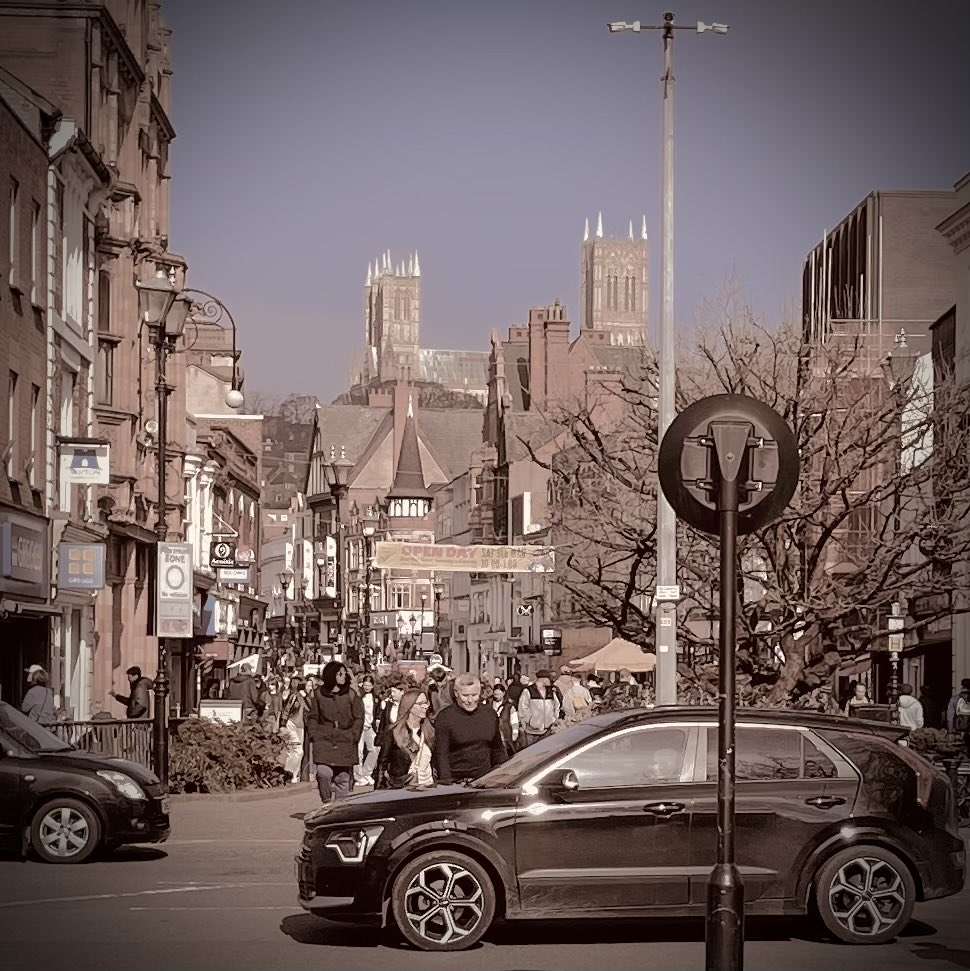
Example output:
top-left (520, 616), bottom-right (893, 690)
top-left (624, 274), bottom-right (636, 312)
top-left (704, 727), bottom-right (835, 781)
top-left (8, 178), bottom-right (18, 287)
top-left (97, 341), bottom-right (114, 405)
top-left (52, 180), bottom-right (64, 315)
top-left (562, 726), bottom-right (690, 789)
top-left (30, 201), bottom-right (41, 303)
top-left (59, 370), bottom-right (75, 436)
top-left (7, 371), bottom-right (18, 477)
top-left (391, 583), bottom-right (411, 609)
top-left (98, 271), bottom-right (112, 331)
top-left (29, 384), bottom-right (40, 486)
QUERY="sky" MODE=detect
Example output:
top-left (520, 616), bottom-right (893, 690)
top-left (163, 0), bottom-right (970, 402)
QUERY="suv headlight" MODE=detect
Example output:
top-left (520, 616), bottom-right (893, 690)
top-left (325, 826), bottom-right (384, 864)
top-left (97, 770), bottom-right (146, 801)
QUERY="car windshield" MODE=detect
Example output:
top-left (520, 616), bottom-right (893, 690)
top-left (469, 718), bottom-right (612, 789)
top-left (0, 701), bottom-right (74, 753)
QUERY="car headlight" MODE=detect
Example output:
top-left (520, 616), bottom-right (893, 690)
top-left (325, 826), bottom-right (384, 864)
top-left (97, 770), bottom-right (146, 801)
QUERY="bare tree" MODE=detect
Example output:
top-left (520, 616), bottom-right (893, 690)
top-left (536, 300), bottom-right (970, 705)
top-left (277, 393), bottom-right (319, 424)
top-left (245, 389), bottom-right (283, 415)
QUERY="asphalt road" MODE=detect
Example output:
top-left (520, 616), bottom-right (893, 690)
top-left (0, 787), bottom-right (968, 971)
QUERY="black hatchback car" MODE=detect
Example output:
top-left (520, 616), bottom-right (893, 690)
top-left (0, 702), bottom-right (170, 862)
top-left (296, 707), bottom-right (965, 951)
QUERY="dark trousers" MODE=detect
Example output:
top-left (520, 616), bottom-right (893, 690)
top-left (315, 763), bottom-right (352, 803)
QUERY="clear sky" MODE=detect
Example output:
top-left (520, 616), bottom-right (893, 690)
top-left (163, 0), bottom-right (970, 401)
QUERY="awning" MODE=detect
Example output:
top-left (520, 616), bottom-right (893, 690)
top-left (571, 637), bottom-right (657, 673)
top-left (1, 598), bottom-right (62, 617)
top-left (228, 652), bottom-right (260, 672)
top-left (198, 638), bottom-right (232, 662)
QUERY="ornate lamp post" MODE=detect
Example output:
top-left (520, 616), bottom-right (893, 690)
top-left (181, 288), bottom-right (245, 409)
top-left (433, 580), bottom-right (445, 661)
top-left (278, 567), bottom-right (294, 649)
top-left (136, 269), bottom-right (190, 786)
top-left (327, 448), bottom-right (353, 653)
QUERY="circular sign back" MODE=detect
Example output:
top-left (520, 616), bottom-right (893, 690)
top-left (658, 394), bottom-right (798, 536)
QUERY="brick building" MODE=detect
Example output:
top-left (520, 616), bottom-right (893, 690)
top-left (0, 78), bottom-right (54, 704)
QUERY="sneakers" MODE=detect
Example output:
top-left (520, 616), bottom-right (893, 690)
top-left (355, 775), bottom-right (375, 787)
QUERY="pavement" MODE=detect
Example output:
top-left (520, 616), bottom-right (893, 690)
top-left (0, 788), bottom-right (968, 970)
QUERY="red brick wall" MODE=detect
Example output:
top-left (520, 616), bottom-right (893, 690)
top-left (0, 97), bottom-right (49, 505)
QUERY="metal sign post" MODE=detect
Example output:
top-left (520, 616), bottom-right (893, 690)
top-left (659, 394), bottom-right (798, 971)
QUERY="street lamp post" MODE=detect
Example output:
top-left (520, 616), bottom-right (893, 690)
top-left (278, 568), bottom-right (294, 651)
top-left (181, 288), bottom-right (245, 409)
top-left (362, 522), bottom-right (376, 666)
top-left (327, 448), bottom-right (353, 654)
top-left (433, 580), bottom-right (445, 661)
top-left (608, 12), bottom-right (729, 706)
top-left (136, 269), bottom-right (190, 786)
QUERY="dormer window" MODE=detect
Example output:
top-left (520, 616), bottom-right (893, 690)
top-left (389, 497), bottom-right (431, 517)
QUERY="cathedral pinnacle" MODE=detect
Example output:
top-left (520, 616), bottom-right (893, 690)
top-left (408, 253), bottom-right (414, 275)
top-left (366, 263), bottom-right (372, 285)
top-left (641, 215), bottom-right (648, 240)
top-left (596, 211), bottom-right (603, 238)
top-left (628, 219), bottom-right (634, 239)
top-left (584, 217), bottom-right (589, 241)
top-left (413, 251), bottom-right (421, 276)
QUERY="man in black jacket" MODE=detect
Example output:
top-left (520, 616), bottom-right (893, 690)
top-left (434, 673), bottom-right (505, 784)
top-left (110, 666), bottom-right (152, 719)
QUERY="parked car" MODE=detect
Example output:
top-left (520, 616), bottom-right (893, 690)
top-left (0, 701), bottom-right (170, 863)
top-left (296, 706), bottom-right (965, 952)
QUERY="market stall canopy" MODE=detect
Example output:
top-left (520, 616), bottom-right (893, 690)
top-left (227, 653), bottom-right (260, 673)
top-left (571, 637), bottom-right (657, 673)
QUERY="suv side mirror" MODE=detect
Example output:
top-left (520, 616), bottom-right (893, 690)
top-left (537, 767), bottom-right (580, 800)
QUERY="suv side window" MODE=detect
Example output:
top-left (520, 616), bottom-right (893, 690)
top-left (707, 727), bottom-right (799, 781)
top-left (562, 726), bottom-right (690, 789)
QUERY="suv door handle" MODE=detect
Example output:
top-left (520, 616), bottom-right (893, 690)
top-left (804, 795), bottom-right (846, 809)
top-left (643, 801), bottom-right (686, 817)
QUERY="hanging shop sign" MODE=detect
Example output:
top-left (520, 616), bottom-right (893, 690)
top-left (57, 543), bottom-right (106, 590)
top-left (209, 540), bottom-right (237, 569)
top-left (59, 442), bottom-right (110, 485)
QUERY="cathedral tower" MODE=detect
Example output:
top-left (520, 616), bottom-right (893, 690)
top-left (363, 250), bottom-right (422, 383)
top-left (579, 213), bottom-right (648, 346)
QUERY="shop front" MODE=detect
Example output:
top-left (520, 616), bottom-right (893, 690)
top-left (0, 505), bottom-right (55, 708)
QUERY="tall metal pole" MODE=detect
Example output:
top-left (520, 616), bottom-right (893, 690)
top-left (706, 421), bottom-right (748, 971)
top-left (152, 332), bottom-right (171, 786)
top-left (334, 491), bottom-right (344, 652)
top-left (654, 11), bottom-right (679, 706)
top-left (363, 535), bottom-right (373, 666)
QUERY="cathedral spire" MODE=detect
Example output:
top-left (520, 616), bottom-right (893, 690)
top-left (366, 263), bottom-right (372, 285)
top-left (408, 253), bottom-right (414, 275)
top-left (596, 211), bottom-right (603, 238)
top-left (584, 217), bottom-right (589, 241)
top-left (629, 219), bottom-right (634, 239)
top-left (413, 251), bottom-right (421, 276)
top-left (641, 215), bottom-right (648, 240)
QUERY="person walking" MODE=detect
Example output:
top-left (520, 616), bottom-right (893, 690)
top-left (262, 676), bottom-right (284, 733)
top-left (897, 683), bottom-right (924, 731)
top-left (109, 666), bottom-right (152, 719)
top-left (306, 661), bottom-right (363, 803)
top-left (945, 679), bottom-right (970, 734)
top-left (20, 665), bottom-right (56, 723)
top-left (354, 674), bottom-right (380, 787)
top-left (490, 682), bottom-right (520, 758)
top-left (375, 677), bottom-right (406, 748)
top-left (434, 674), bottom-right (505, 784)
top-left (279, 676), bottom-right (310, 784)
top-left (517, 669), bottom-right (563, 746)
top-left (226, 666), bottom-right (262, 722)
top-left (426, 663), bottom-right (454, 718)
top-left (375, 688), bottom-right (436, 789)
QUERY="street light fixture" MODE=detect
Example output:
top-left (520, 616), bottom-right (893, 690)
top-left (181, 288), bottom-right (244, 410)
top-left (361, 520), bottom-right (376, 666)
top-left (433, 580), bottom-right (446, 662)
top-left (135, 268), bottom-right (190, 788)
top-left (327, 447), bottom-right (353, 652)
top-left (608, 10), bottom-right (729, 708)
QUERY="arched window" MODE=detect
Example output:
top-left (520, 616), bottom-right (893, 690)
top-left (403, 290), bottom-right (411, 321)
top-left (394, 289), bottom-right (402, 318)
top-left (625, 274), bottom-right (636, 311)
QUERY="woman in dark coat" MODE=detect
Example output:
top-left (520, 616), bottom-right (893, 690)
top-left (305, 661), bottom-right (363, 803)
top-left (375, 688), bottom-right (436, 790)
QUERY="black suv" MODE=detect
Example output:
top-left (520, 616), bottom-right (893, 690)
top-left (296, 707), bottom-right (965, 951)
top-left (0, 702), bottom-right (170, 862)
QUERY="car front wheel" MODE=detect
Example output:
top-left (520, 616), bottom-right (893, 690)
top-left (31, 798), bottom-right (101, 864)
top-left (391, 850), bottom-right (496, 951)
top-left (814, 845), bottom-right (915, 945)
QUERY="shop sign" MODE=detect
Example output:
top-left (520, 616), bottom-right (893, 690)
top-left (0, 518), bottom-right (47, 591)
top-left (218, 566), bottom-right (251, 585)
top-left (157, 542), bottom-right (193, 638)
top-left (57, 543), bottom-right (106, 590)
top-left (210, 540), bottom-right (236, 569)
top-left (59, 442), bottom-right (110, 485)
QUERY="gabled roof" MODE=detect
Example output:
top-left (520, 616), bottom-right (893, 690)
top-left (388, 416), bottom-right (431, 498)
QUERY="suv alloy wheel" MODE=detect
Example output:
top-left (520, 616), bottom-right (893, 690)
top-left (391, 850), bottom-right (496, 951)
top-left (814, 845), bottom-right (915, 945)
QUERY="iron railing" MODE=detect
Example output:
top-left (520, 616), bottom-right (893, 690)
top-left (41, 718), bottom-right (186, 772)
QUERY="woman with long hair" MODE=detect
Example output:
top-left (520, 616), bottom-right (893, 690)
top-left (279, 675), bottom-right (310, 784)
top-left (375, 688), bottom-right (435, 789)
top-left (305, 661), bottom-right (364, 803)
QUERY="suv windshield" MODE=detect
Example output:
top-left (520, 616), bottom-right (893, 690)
top-left (469, 719), bottom-right (609, 789)
top-left (0, 701), bottom-right (74, 753)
